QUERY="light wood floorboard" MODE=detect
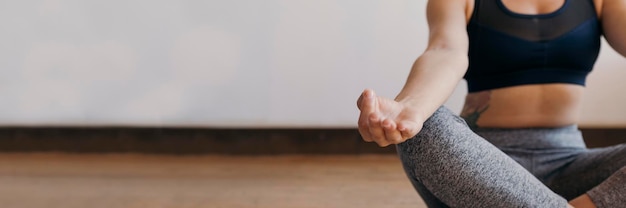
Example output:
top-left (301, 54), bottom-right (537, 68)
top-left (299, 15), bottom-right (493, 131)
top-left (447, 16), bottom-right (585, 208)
top-left (0, 154), bottom-right (426, 208)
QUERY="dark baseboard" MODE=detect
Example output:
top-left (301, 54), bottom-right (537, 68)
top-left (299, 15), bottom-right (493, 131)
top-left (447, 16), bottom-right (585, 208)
top-left (0, 127), bottom-right (624, 154)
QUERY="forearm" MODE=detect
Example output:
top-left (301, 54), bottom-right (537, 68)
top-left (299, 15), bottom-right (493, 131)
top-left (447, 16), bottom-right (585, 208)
top-left (395, 49), bottom-right (468, 122)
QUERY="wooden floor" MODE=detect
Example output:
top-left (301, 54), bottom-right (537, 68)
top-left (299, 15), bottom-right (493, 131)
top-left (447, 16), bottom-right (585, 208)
top-left (0, 154), bottom-right (426, 208)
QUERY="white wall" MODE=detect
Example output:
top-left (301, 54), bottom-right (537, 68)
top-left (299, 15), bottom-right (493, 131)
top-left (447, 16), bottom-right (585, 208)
top-left (1, 0), bottom-right (625, 127)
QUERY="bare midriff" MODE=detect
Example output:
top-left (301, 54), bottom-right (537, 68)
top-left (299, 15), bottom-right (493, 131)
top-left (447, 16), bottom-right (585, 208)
top-left (458, 0), bottom-right (598, 129)
top-left (460, 84), bottom-right (584, 128)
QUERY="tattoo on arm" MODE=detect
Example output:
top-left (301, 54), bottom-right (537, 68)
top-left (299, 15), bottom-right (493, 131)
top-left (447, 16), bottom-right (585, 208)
top-left (461, 91), bottom-right (491, 129)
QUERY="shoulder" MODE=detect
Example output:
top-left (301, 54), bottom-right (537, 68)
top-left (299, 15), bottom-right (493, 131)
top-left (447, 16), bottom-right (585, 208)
top-left (426, 0), bottom-right (474, 24)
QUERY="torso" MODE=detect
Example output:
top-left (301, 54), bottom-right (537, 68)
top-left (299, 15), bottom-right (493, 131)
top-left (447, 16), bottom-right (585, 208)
top-left (460, 0), bottom-right (603, 128)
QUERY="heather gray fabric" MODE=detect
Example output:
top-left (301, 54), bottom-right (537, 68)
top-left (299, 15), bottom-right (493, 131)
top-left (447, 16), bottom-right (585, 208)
top-left (476, 125), bottom-right (626, 206)
top-left (587, 166), bottom-right (626, 208)
top-left (396, 106), bottom-right (568, 208)
top-left (397, 106), bottom-right (626, 208)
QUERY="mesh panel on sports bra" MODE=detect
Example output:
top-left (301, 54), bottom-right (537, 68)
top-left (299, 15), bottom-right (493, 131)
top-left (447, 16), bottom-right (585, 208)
top-left (473, 0), bottom-right (596, 42)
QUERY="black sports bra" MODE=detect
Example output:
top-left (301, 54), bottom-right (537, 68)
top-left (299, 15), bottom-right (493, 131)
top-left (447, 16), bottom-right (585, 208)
top-left (464, 0), bottom-right (602, 92)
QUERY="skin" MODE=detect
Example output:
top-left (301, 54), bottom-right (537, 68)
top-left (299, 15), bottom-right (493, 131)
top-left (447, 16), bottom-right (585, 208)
top-left (357, 0), bottom-right (626, 207)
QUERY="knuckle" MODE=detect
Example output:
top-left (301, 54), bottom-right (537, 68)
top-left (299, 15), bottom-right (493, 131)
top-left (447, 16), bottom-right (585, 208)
top-left (388, 137), bottom-right (402, 144)
top-left (372, 136), bottom-right (389, 147)
top-left (372, 135), bottom-right (385, 143)
top-left (394, 137), bottom-right (406, 144)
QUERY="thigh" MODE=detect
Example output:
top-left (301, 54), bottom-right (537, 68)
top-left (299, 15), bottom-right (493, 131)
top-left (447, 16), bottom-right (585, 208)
top-left (396, 106), bottom-right (567, 207)
top-left (547, 143), bottom-right (626, 200)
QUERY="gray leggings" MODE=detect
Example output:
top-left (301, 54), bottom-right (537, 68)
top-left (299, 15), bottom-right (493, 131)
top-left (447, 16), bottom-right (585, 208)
top-left (397, 106), bottom-right (626, 208)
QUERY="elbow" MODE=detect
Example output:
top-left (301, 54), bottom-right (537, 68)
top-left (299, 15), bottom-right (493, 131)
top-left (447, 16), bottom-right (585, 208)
top-left (434, 48), bottom-right (469, 73)
top-left (419, 47), bottom-right (469, 76)
top-left (425, 44), bottom-right (469, 65)
top-left (450, 51), bottom-right (469, 78)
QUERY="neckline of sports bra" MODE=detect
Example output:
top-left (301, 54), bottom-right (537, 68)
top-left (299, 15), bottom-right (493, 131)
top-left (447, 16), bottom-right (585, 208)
top-left (496, 0), bottom-right (570, 18)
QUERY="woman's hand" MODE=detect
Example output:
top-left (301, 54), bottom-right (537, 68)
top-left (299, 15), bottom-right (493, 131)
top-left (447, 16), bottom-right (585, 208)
top-left (357, 89), bottom-right (424, 147)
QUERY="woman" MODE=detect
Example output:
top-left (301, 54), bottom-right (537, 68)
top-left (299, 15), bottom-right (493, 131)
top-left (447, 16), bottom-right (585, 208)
top-left (357, 0), bottom-right (626, 207)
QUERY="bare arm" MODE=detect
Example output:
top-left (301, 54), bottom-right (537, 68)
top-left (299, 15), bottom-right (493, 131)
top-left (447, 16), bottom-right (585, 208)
top-left (602, 0), bottom-right (626, 57)
top-left (356, 0), bottom-right (470, 146)
top-left (395, 0), bottom-right (470, 123)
